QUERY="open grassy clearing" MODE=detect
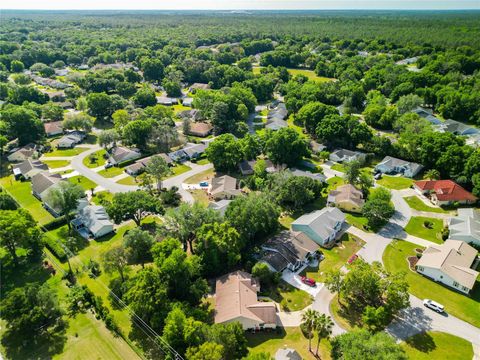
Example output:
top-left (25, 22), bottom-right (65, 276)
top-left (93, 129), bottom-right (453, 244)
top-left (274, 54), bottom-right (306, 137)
top-left (0, 175), bottom-right (54, 224)
top-left (172, 103), bottom-right (191, 113)
top-left (44, 160), bottom-right (71, 169)
top-left (98, 166), bottom-right (125, 178)
top-left (326, 176), bottom-right (345, 191)
top-left (43, 147), bottom-right (89, 157)
top-left (383, 240), bottom-right (480, 327)
top-left (376, 175), bottom-right (413, 190)
top-left (82, 149), bottom-right (107, 168)
top-left (300, 234), bottom-right (364, 283)
top-left (404, 216), bottom-right (444, 244)
top-left (247, 327), bottom-right (331, 360)
top-left (287, 114), bottom-right (306, 137)
top-left (400, 331), bottom-right (473, 360)
top-left (68, 175), bottom-right (97, 191)
top-left (252, 66), bottom-right (335, 83)
top-left (403, 196), bottom-right (449, 214)
top-left (331, 163), bottom-right (346, 172)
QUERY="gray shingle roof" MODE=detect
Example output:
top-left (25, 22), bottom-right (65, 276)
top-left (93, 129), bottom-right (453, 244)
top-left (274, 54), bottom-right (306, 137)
top-left (292, 207), bottom-right (345, 241)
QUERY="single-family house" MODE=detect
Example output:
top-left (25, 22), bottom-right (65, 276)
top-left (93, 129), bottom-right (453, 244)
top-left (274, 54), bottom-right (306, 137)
top-left (448, 208), bottom-right (480, 247)
top-left (412, 107), bottom-right (442, 125)
top-left (186, 122), bottom-right (213, 137)
top-left (208, 175), bottom-right (241, 200)
top-left (275, 348), bottom-right (302, 360)
top-left (435, 119), bottom-right (479, 136)
top-left (267, 102), bottom-right (288, 121)
top-left (375, 156), bottom-right (423, 178)
top-left (214, 271), bottom-right (277, 330)
top-left (290, 169), bottom-right (327, 183)
top-left (71, 199), bottom-right (114, 239)
top-left (328, 184), bottom-right (365, 213)
top-left (156, 96), bottom-right (178, 106)
top-left (31, 172), bottom-right (66, 216)
top-left (108, 146), bottom-right (142, 165)
top-left (395, 57), bottom-right (418, 65)
top-left (416, 240), bottom-right (479, 294)
top-left (329, 149), bottom-right (366, 164)
top-left (291, 207), bottom-right (346, 247)
top-left (208, 199), bottom-right (232, 216)
top-left (44, 121), bottom-right (64, 137)
top-left (182, 97), bottom-right (194, 107)
top-left (260, 231), bottom-right (319, 272)
top-left (7, 143), bottom-right (38, 162)
top-left (189, 83), bottom-right (211, 93)
top-left (238, 159), bottom-right (276, 175)
top-left (310, 141), bottom-right (327, 154)
top-left (125, 154), bottom-right (173, 176)
top-left (414, 180), bottom-right (477, 206)
top-left (183, 143), bottom-right (207, 159)
top-left (13, 159), bottom-right (48, 180)
top-left (178, 109), bottom-right (204, 122)
top-left (265, 118), bottom-right (288, 131)
top-left (57, 131), bottom-right (85, 149)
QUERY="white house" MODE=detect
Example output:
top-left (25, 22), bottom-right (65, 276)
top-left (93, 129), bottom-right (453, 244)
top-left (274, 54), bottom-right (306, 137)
top-left (375, 156), bottom-right (423, 178)
top-left (416, 240), bottom-right (479, 294)
top-left (108, 146), bottom-right (142, 165)
top-left (214, 271), bottom-right (277, 330)
top-left (208, 199), bottom-right (232, 216)
top-left (329, 149), bottom-right (366, 163)
top-left (448, 208), bottom-right (480, 247)
top-left (71, 199), bottom-right (114, 239)
top-left (57, 131), bottom-right (85, 149)
top-left (7, 144), bottom-right (38, 162)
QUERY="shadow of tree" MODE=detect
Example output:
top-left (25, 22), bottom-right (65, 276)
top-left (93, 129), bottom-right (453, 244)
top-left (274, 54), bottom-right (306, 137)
top-left (404, 332), bottom-right (437, 353)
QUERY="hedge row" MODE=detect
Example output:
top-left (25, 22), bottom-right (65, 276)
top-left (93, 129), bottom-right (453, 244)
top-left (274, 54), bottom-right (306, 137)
top-left (44, 236), bottom-right (67, 261)
top-left (43, 215), bottom-right (68, 231)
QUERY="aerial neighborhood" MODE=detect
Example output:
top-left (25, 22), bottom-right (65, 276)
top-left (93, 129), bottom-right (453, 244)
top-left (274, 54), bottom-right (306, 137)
top-left (0, 7), bottom-right (480, 360)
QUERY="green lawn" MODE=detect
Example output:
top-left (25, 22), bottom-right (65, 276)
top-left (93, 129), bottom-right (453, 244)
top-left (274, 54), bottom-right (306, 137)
top-left (43, 147), bottom-right (89, 157)
top-left (196, 158), bottom-right (210, 165)
top-left (166, 163), bottom-right (192, 178)
top-left (326, 176), bottom-right (345, 191)
top-left (377, 175), bottom-right (413, 190)
top-left (247, 327), bottom-right (331, 360)
top-left (184, 168), bottom-right (215, 184)
top-left (68, 175), bottom-right (97, 191)
top-left (189, 189), bottom-right (209, 206)
top-left (404, 216), bottom-right (444, 243)
top-left (287, 114), bottom-right (306, 137)
top-left (330, 295), bottom-right (361, 331)
top-left (331, 163), bottom-right (346, 172)
top-left (43, 160), bottom-right (71, 169)
top-left (98, 167), bottom-right (125, 178)
top-left (116, 176), bottom-right (137, 185)
top-left (264, 280), bottom-right (313, 312)
top-left (0, 176), bottom-right (54, 224)
top-left (345, 213), bottom-right (371, 232)
top-left (172, 103), bottom-right (191, 113)
top-left (91, 191), bottom-right (113, 205)
top-left (300, 233), bottom-right (365, 283)
top-left (253, 66), bottom-right (334, 83)
top-left (401, 332), bottom-right (473, 360)
top-left (403, 196), bottom-right (448, 214)
top-left (383, 240), bottom-right (480, 327)
top-left (82, 149), bottom-right (107, 168)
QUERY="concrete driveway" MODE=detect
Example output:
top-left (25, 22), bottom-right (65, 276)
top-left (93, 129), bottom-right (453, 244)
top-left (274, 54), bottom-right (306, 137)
top-left (281, 270), bottom-right (323, 297)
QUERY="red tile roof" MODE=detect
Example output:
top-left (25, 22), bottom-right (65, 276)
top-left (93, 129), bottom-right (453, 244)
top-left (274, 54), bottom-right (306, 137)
top-left (415, 180), bottom-right (477, 202)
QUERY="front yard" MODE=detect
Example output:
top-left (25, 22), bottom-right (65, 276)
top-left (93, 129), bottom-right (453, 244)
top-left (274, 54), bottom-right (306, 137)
top-left (116, 175), bottom-right (137, 185)
top-left (263, 280), bottom-right (313, 312)
top-left (400, 331), bottom-right (473, 360)
top-left (345, 213), bottom-right (371, 232)
top-left (377, 175), bottom-right (413, 190)
top-left (68, 175), bottom-right (97, 191)
top-left (82, 149), bottom-right (107, 168)
top-left (43, 160), bottom-right (70, 169)
top-left (166, 163), bottom-right (192, 178)
top-left (184, 168), bottom-right (215, 184)
top-left (383, 240), bottom-right (480, 327)
top-left (403, 196), bottom-right (449, 214)
top-left (43, 147), bottom-right (89, 157)
top-left (300, 233), bottom-right (365, 283)
top-left (404, 216), bottom-right (444, 244)
top-left (98, 166), bottom-right (124, 178)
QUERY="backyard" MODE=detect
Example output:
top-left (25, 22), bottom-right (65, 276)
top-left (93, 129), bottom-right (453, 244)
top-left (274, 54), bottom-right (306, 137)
top-left (404, 216), bottom-right (444, 244)
top-left (377, 175), bottom-right (414, 190)
top-left (400, 331), bottom-right (473, 360)
top-left (403, 196), bottom-right (449, 214)
top-left (383, 240), bottom-right (480, 327)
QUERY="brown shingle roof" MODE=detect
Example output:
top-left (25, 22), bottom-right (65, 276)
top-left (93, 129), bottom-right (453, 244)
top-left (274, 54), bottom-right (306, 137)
top-left (187, 122), bottom-right (213, 137)
top-left (328, 184), bottom-right (365, 208)
top-left (44, 121), bottom-right (63, 135)
top-left (210, 175), bottom-right (239, 196)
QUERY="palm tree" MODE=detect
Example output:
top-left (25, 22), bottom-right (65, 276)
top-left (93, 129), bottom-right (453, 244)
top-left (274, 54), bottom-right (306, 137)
top-left (424, 169), bottom-right (440, 180)
top-left (301, 309), bottom-right (320, 352)
top-left (314, 314), bottom-right (334, 357)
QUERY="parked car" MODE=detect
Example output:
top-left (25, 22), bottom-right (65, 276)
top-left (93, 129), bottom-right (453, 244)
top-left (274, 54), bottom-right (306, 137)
top-left (347, 254), bottom-right (358, 264)
top-left (105, 162), bottom-right (113, 169)
top-left (374, 173), bottom-right (382, 180)
top-left (300, 276), bottom-right (316, 287)
top-left (423, 299), bottom-right (445, 313)
top-left (199, 181), bottom-right (208, 187)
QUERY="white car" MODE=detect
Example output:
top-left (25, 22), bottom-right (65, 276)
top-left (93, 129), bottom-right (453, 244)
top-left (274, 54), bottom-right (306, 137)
top-left (423, 299), bottom-right (445, 313)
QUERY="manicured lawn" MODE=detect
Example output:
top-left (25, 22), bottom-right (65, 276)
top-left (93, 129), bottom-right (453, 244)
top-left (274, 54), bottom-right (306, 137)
top-left (91, 191), bottom-right (113, 205)
top-left (246, 327), bottom-right (331, 360)
top-left (0, 176), bottom-right (54, 224)
top-left (383, 240), bottom-right (480, 327)
top-left (43, 160), bottom-right (70, 169)
top-left (330, 295), bottom-right (361, 331)
top-left (300, 233), bottom-right (365, 283)
top-left (376, 175), bottom-right (413, 190)
top-left (345, 213), bottom-right (371, 232)
top-left (189, 189), bottom-right (209, 206)
top-left (43, 147), bottom-right (89, 157)
top-left (98, 166), bottom-right (124, 178)
top-left (263, 280), bottom-right (313, 312)
top-left (253, 66), bottom-right (335, 83)
top-left (404, 216), bottom-right (444, 244)
top-left (52, 169), bottom-right (74, 175)
top-left (331, 163), bottom-right (346, 172)
top-left (184, 168), bottom-right (215, 184)
top-left (116, 176), bottom-right (137, 185)
top-left (196, 158), bottom-right (210, 165)
top-left (166, 163), bottom-right (192, 178)
top-left (82, 149), bottom-right (107, 168)
top-left (172, 104), bottom-right (191, 113)
top-left (326, 176), bottom-right (345, 191)
top-left (68, 175), bottom-right (97, 191)
top-left (401, 331), bottom-right (473, 360)
top-left (403, 196), bottom-right (448, 214)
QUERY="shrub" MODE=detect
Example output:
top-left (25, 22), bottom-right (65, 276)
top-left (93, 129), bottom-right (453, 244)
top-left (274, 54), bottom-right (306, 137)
top-left (423, 220), bottom-right (433, 229)
top-left (43, 215), bottom-right (68, 230)
top-left (44, 236), bottom-right (67, 261)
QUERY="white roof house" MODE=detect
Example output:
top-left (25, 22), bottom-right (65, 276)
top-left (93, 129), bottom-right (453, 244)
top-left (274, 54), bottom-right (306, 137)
top-left (208, 199), bottom-right (232, 216)
top-left (57, 131), bottom-right (85, 149)
top-left (290, 169), bottom-right (327, 183)
top-left (13, 159), bottom-right (48, 180)
top-left (375, 156), bottom-right (423, 178)
top-left (416, 240), bottom-right (479, 294)
top-left (434, 119), bottom-right (479, 136)
top-left (448, 208), bottom-right (480, 247)
top-left (329, 149), bottom-right (366, 163)
top-left (291, 207), bottom-right (345, 247)
top-left (71, 199), bottom-right (114, 239)
top-left (275, 348), bottom-right (302, 360)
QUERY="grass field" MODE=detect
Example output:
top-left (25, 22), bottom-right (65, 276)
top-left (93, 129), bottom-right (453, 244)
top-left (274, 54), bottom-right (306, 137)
top-left (98, 167), bottom-right (124, 178)
top-left (300, 234), bottom-right (364, 283)
top-left (82, 149), bottom-right (107, 168)
top-left (116, 176), bottom-right (137, 185)
top-left (400, 332), bottom-right (473, 360)
top-left (43, 147), bottom-right (89, 157)
top-left (403, 196), bottom-right (448, 214)
top-left (287, 114), bottom-right (306, 137)
top-left (377, 175), bottom-right (413, 190)
top-left (253, 66), bottom-right (334, 83)
top-left (196, 158), bottom-right (210, 165)
top-left (0, 176), bottom-right (54, 224)
top-left (383, 240), bottom-right (480, 327)
top-left (43, 160), bottom-right (71, 169)
top-left (247, 327), bottom-right (331, 360)
top-left (404, 216), bottom-right (444, 243)
top-left (68, 175), bottom-right (97, 191)
top-left (166, 163), bottom-right (192, 178)
top-left (264, 280), bottom-right (313, 312)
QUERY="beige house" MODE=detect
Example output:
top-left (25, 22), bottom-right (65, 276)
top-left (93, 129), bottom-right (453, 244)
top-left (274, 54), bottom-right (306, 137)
top-left (208, 175), bottom-right (241, 200)
top-left (7, 144), bottom-right (37, 162)
top-left (416, 240), bottom-right (479, 294)
top-left (327, 184), bottom-right (365, 213)
top-left (215, 271), bottom-right (277, 330)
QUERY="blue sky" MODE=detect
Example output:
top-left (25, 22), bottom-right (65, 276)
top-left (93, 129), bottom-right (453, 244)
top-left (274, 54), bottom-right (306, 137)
top-left (2, 1), bottom-right (480, 10)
